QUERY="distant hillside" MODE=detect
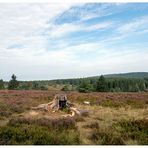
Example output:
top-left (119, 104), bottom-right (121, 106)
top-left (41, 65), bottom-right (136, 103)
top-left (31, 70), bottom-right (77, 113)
top-left (104, 72), bottom-right (148, 79)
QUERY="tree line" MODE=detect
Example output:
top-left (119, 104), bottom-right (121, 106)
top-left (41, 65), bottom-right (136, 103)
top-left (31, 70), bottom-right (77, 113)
top-left (77, 75), bottom-right (148, 92)
top-left (52, 75), bottom-right (148, 92)
top-left (0, 74), bottom-right (20, 90)
top-left (0, 74), bottom-right (148, 92)
top-left (0, 74), bottom-right (48, 90)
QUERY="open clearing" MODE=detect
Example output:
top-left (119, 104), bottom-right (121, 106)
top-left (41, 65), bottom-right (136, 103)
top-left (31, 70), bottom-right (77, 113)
top-left (0, 90), bottom-right (148, 145)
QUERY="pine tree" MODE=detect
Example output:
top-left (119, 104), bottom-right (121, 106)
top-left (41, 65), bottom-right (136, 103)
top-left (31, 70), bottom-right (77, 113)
top-left (0, 79), bottom-right (4, 89)
top-left (78, 79), bottom-right (93, 93)
top-left (8, 74), bottom-right (19, 90)
top-left (96, 75), bottom-right (107, 92)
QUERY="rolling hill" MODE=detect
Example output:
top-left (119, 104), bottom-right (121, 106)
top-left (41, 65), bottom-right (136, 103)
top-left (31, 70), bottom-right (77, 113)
top-left (104, 72), bottom-right (148, 79)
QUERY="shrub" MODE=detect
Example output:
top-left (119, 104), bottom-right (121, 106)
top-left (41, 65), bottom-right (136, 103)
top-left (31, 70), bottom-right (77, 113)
top-left (89, 118), bottom-right (148, 145)
top-left (9, 105), bottom-right (24, 114)
top-left (0, 124), bottom-right (80, 145)
top-left (0, 111), bottom-right (12, 117)
top-left (75, 116), bottom-right (85, 122)
top-left (8, 117), bottom-right (76, 130)
top-left (83, 122), bottom-right (99, 129)
top-left (126, 99), bottom-right (145, 108)
top-left (89, 127), bottom-right (124, 145)
top-left (0, 117), bottom-right (81, 145)
top-left (116, 119), bottom-right (148, 144)
top-left (100, 99), bottom-right (123, 108)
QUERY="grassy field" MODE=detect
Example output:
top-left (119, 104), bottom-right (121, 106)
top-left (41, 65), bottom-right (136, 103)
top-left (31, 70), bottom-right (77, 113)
top-left (0, 90), bottom-right (148, 145)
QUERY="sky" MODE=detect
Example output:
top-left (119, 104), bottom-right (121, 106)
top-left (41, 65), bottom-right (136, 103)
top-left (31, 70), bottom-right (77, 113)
top-left (0, 3), bottom-right (148, 81)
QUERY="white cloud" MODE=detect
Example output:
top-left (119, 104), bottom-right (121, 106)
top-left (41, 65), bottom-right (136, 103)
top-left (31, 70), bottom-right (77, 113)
top-left (117, 16), bottom-right (148, 34)
top-left (48, 21), bottom-right (112, 38)
top-left (0, 3), bottom-right (79, 80)
top-left (94, 15), bottom-right (148, 44)
top-left (48, 23), bottom-right (81, 38)
top-left (0, 3), bottom-right (75, 49)
top-left (0, 3), bottom-right (148, 80)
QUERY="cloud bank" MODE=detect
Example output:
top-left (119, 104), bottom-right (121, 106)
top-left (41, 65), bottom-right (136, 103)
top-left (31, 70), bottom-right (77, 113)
top-left (0, 3), bottom-right (148, 80)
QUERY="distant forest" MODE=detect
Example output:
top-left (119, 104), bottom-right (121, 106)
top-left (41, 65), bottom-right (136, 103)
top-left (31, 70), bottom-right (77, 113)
top-left (0, 72), bottom-right (148, 92)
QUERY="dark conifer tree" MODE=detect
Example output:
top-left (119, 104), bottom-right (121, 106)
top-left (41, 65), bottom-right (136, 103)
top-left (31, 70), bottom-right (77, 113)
top-left (0, 79), bottom-right (4, 89)
top-left (8, 74), bottom-right (19, 90)
top-left (96, 75), bottom-right (107, 92)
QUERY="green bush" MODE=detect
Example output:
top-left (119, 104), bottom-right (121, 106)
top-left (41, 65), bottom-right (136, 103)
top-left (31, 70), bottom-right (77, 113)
top-left (89, 119), bottom-right (148, 145)
top-left (116, 119), bottom-right (148, 144)
top-left (90, 127), bottom-right (124, 145)
top-left (0, 119), bottom-right (80, 145)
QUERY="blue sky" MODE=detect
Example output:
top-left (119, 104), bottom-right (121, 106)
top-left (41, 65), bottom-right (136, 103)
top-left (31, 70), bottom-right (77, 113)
top-left (0, 3), bottom-right (148, 80)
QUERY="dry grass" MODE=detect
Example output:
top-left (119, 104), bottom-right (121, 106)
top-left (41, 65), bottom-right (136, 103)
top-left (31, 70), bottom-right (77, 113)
top-left (75, 103), bottom-right (148, 145)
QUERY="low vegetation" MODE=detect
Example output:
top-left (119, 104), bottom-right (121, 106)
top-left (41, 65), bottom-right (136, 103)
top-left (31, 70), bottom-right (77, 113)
top-left (89, 119), bottom-right (148, 145)
top-left (0, 122), bottom-right (80, 145)
top-left (0, 90), bottom-right (147, 145)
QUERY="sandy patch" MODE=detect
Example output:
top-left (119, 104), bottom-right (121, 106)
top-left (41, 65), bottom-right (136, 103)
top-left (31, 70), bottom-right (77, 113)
top-left (29, 111), bottom-right (39, 116)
